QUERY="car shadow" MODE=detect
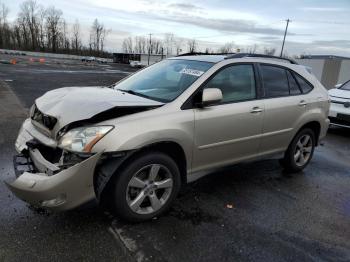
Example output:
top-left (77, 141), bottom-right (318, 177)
top-left (327, 126), bottom-right (350, 138)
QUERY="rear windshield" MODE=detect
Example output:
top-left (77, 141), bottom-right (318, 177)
top-left (114, 59), bottom-right (213, 102)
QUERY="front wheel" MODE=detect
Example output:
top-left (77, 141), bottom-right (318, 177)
top-left (281, 128), bottom-right (316, 173)
top-left (109, 152), bottom-right (181, 222)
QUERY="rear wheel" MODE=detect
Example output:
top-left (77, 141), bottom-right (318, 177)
top-left (281, 128), bottom-right (316, 173)
top-left (109, 152), bottom-right (181, 222)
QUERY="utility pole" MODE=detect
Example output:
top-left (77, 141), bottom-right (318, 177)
top-left (147, 33), bottom-right (152, 66)
top-left (280, 19), bottom-right (290, 57)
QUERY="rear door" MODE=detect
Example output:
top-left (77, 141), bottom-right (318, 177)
top-left (192, 64), bottom-right (264, 172)
top-left (258, 64), bottom-right (306, 155)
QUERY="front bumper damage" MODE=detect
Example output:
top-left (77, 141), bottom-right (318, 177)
top-left (5, 119), bottom-right (103, 211)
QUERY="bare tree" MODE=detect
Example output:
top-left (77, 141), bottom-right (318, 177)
top-left (134, 36), bottom-right (146, 53)
top-left (122, 37), bottom-right (133, 53)
top-left (60, 20), bottom-right (70, 51)
top-left (152, 38), bottom-right (163, 54)
top-left (36, 6), bottom-right (46, 50)
top-left (164, 33), bottom-right (174, 55)
top-left (174, 37), bottom-right (184, 55)
top-left (187, 39), bottom-right (197, 53)
top-left (90, 18), bottom-right (104, 54)
top-left (263, 47), bottom-right (276, 56)
top-left (217, 42), bottom-right (235, 53)
top-left (100, 27), bottom-right (110, 54)
top-left (45, 6), bottom-right (62, 52)
top-left (0, 2), bottom-right (103, 57)
top-left (246, 44), bottom-right (257, 54)
top-left (71, 19), bottom-right (81, 53)
top-left (0, 2), bottom-right (10, 48)
top-left (16, 14), bottom-right (30, 49)
top-left (19, 0), bottom-right (43, 50)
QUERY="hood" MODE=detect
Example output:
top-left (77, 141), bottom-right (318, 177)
top-left (328, 88), bottom-right (350, 100)
top-left (35, 86), bottom-right (163, 129)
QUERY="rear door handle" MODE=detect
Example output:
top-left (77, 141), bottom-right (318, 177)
top-left (250, 107), bottom-right (263, 113)
top-left (298, 100), bottom-right (307, 106)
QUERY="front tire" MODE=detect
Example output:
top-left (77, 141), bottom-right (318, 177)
top-left (281, 128), bottom-right (316, 173)
top-left (109, 152), bottom-right (181, 222)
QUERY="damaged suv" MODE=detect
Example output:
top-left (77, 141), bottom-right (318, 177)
top-left (6, 54), bottom-right (330, 222)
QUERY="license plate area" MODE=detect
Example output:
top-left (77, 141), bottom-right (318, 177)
top-left (337, 114), bottom-right (350, 122)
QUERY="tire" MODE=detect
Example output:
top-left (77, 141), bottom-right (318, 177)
top-left (108, 152), bottom-right (181, 222)
top-left (281, 128), bottom-right (316, 173)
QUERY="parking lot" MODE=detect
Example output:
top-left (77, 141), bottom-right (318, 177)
top-left (0, 55), bottom-right (349, 262)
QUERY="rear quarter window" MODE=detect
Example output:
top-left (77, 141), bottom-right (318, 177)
top-left (294, 73), bottom-right (314, 93)
top-left (287, 71), bottom-right (302, 95)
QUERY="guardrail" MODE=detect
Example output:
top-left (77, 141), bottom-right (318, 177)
top-left (0, 49), bottom-right (113, 63)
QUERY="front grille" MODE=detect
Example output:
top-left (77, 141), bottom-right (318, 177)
top-left (31, 104), bottom-right (57, 130)
top-left (26, 139), bottom-right (63, 164)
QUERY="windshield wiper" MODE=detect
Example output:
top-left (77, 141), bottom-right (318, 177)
top-left (116, 89), bottom-right (141, 96)
top-left (116, 88), bottom-right (157, 100)
top-left (116, 88), bottom-right (168, 103)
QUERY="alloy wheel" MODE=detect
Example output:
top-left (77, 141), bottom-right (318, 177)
top-left (294, 134), bottom-right (313, 167)
top-left (126, 164), bottom-right (173, 215)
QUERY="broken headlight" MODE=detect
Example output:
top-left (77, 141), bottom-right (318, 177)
top-left (58, 126), bottom-right (114, 153)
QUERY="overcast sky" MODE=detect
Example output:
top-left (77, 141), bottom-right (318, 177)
top-left (6, 0), bottom-right (350, 56)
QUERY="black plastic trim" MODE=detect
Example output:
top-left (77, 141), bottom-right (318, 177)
top-left (225, 53), bottom-right (298, 64)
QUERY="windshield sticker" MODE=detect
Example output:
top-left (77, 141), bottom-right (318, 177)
top-left (180, 68), bottom-right (204, 77)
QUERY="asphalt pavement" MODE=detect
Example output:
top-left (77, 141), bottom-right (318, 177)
top-left (0, 56), bottom-right (349, 262)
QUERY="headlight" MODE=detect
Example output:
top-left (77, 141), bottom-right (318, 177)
top-left (58, 126), bottom-right (114, 152)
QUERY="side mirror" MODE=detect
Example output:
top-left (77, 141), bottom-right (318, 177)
top-left (201, 88), bottom-right (222, 107)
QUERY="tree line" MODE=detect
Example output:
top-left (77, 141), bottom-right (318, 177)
top-left (0, 0), bottom-right (278, 57)
top-left (0, 0), bottom-right (111, 57)
top-left (121, 33), bottom-right (187, 56)
top-left (122, 35), bottom-right (277, 56)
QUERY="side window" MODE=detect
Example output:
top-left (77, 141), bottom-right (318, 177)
top-left (203, 64), bottom-right (256, 103)
top-left (260, 65), bottom-right (289, 98)
top-left (294, 74), bottom-right (313, 93)
top-left (287, 71), bottom-right (302, 95)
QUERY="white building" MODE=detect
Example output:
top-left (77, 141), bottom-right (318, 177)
top-left (113, 53), bottom-right (165, 66)
top-left (296, 55), bottom-right (350, 89)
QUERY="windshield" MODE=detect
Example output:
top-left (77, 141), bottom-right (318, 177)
top-left (340, 80), bottom-right (350, 91)
top-left (114, 59), bottom-right (214, 102)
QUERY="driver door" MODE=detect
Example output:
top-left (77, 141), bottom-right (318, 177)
top-left (192, 64), bottom-right (264, 172)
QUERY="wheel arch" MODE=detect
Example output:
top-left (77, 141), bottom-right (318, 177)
top-left (133, 141), bottom-right (188, 186)
top-left (295, 121), bottom-right (321, 145)
top-left (96, 141), bottom-right (188, 203)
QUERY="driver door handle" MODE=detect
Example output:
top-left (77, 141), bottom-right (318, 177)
top-left (250, 107), bottom-right (263, 113)
top-left (299, 100), bottom-right (307, 106)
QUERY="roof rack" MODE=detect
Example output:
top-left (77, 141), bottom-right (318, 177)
top-left (224, 53), bottom-right (298, 64)
top-left (176, 52), bottom-right (236, 57)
